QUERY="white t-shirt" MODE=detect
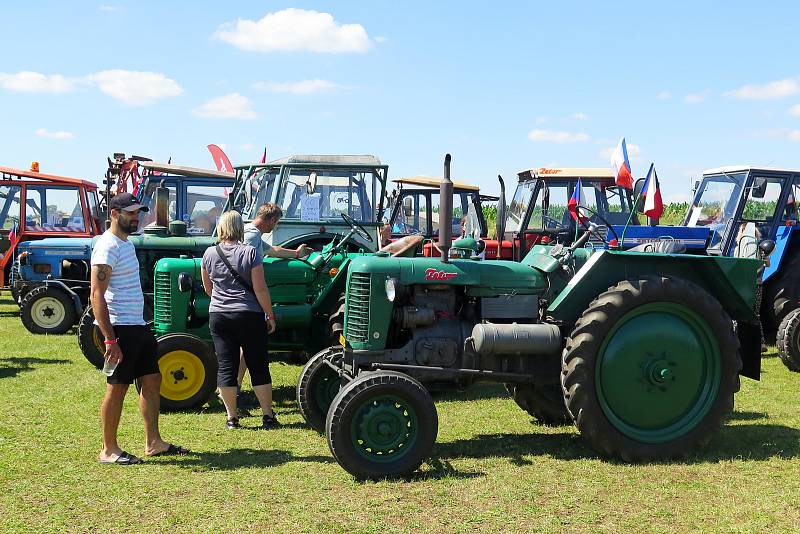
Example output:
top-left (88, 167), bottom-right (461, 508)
top-left (91, 231), bottom-right (145, 326)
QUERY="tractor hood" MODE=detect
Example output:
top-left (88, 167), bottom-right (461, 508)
top-left (347, 256), bottom-right (544, 293)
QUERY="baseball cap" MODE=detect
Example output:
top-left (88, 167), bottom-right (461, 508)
top-left (109, 192), bottom-right (149, 212)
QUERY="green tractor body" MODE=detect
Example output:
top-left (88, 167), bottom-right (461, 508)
top-left (303, 155), bottom-right (765, 480)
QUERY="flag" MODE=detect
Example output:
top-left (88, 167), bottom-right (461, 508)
top-left (207, 144), bottom-right (233, 173)
top-left (260, 147), bottom-right (267, 164)
top-left (8, 221), bottom-right (18, 244)
top-left (641, 163), bottom-right (664, 220)
top-left (610, 137), bottom-right (634, 189)
top-left (568, 179), bottom-right (589, 222)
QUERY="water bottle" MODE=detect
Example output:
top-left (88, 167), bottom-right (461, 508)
top-left (102, 359), bottom-right (118, 377)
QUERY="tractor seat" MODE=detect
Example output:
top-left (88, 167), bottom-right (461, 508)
top-left (628, 240), bottom-right (687, 254)
top-left (379, 234), bottom-right (424, 257)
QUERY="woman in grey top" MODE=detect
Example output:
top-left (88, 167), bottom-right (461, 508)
top-left (201, 211), bottom-right (278, 430)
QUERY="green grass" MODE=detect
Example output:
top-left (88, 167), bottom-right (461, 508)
top-left (1, 296), bottom-right (799, 533)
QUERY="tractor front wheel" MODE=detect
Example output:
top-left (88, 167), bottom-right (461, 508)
top-left (20, 286), bottom-right (77, 335)
top-left (776, 308), bottom-right (800, 372)
top-left (561, 275), bottom-right (741, 462)
top-left (297, 346), bottom-right (343, 433)
top-left (145, 334), bottom-right (218, 412)
top-left (326, 371), bottom-right (438, 479)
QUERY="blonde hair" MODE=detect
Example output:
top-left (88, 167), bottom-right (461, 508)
top-left (256, 202), bottom-right (283, 222)
top-left (216, 210), bottom-right (244, 243)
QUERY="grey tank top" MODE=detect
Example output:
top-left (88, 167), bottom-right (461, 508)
top-left (201, 242), bottom-right (262, 313)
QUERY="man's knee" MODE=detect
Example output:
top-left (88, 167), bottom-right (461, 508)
top-left (105, 383), bottom-right (129, 400)
top-left (138, 373), bottom-right (162, 394)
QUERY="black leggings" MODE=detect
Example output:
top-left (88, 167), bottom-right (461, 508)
top-left (209, 311), bottom-right (271, 387)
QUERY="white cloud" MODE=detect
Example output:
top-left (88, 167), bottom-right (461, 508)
top-left (790, 104), bottom-right (800, 116)
top-left (213, 8), bottom-right (373, 53)
top-left (99, 4), bottom-right (118, 11)
top-left (528, 129), bottom-right (589, 143)
top-left (87, 70), bottom-right (182, 106)
top-left (35, 128), bottom-right (74, 140)
top-left (253, 79), bottom-right (339, 94)
top-left (375, 36), bottom-right (388, 43)
top-left (193, 93), bottom-right (257, 120)
top-left (0, 71), bottom-right (74, 93)
top-left (727, 77), bottom-right (800, 100)
top-left (571, 112), bottom-right (590, 121)
top-left (789, 130), bottom-right (800, 141)
top-left (685, 90), bottom-right (710, 103)
top-left (657, 90), bottom-right (672, 99)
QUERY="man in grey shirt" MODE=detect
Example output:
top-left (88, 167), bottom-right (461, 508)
top-left (244, 202), bottom-right (312, 259)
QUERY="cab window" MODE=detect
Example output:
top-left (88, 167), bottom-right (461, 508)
top-left (25, 186), bottom-right (85, 232)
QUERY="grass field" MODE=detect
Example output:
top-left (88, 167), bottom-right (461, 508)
top-left (1, 296), bottom-right (799, 533)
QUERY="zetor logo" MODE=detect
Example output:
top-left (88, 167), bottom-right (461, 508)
top-left (425, 268), bottom-right (459, 281)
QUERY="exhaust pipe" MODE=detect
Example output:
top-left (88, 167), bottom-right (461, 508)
top-left (439, 154), bottom-right (453, 262)
top-left (155, 179), bottom-right (169, 228)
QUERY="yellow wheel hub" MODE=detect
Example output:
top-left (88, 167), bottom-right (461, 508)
top-left (159, 350), bottom-right (206, 401)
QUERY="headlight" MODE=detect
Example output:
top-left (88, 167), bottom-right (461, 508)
top-left (178, 272), bottom-right (194, 292)
top-left (385, 278), bottom-right (396, 301)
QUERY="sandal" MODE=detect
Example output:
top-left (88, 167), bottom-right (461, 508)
top-left (147, 443), bottom-right (191, 457)
top-left (226, 417), bottom-right (240, 430)
top-left (99, 451), bottom-right (143, 465)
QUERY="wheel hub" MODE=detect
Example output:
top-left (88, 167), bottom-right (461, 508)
top-left (159, 350), bottom-right (205, 401)
top-left (353, 396), bottom-right (416, 459)
top-left (31, 297), bottom-right (66, 328)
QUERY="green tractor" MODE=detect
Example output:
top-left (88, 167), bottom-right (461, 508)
top-left (297, 154), bottom-right (765, 479)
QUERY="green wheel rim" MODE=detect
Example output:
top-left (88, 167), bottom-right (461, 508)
top-left (350, 394), bottom-right (418, 463)
top-left (596, 302), bottom-right (721, 444)
top-left (312, 365), bottom-right (340, 416)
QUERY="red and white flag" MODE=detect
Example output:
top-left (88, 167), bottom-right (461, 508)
top-left (260, 147), bottom-right (267, 164)
top-left (641, 163), bottom-right (663, 220)
top-left (568, 179), bottom-right (589, 222)
top-left (610, 137), bottom-right (634, 190)
top-left (207, 144), bottom-right (234, 173)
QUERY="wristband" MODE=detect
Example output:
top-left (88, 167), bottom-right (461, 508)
top-left (265, 314), bottom-right (273, 321)
top-left (104, 338), bottom-right (119, 345)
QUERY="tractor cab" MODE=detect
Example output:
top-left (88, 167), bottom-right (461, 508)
top-left (0, 164), bottom-right (102, 289)
top-left (229, 155), bottom-right (389, 252)
top-left (384, 176), bottom-right (494, 257)
top-left (496, 167), bottom-right (636, 261)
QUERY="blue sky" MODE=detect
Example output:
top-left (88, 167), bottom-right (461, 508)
top-left (2, 1), bottom-right (800, 202)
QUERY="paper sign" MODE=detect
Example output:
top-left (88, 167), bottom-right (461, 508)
top-left (300, 194), bottom-right (321, 221)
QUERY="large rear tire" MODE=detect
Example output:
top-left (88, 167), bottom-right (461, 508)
top-left (561, 276), bottom-right (741, 462)
top-left (77, 306), bottom-right (105, 369)
top-left (508, 383), bottom-right (571, 426)
top-left (776, 308), bottom-right (800, 372)
top-left (296, 346), bottom-right (343, 433)
top-left (765, 252), bottom-right (800, 329)
top-left (20, 286), bottom-right (77, 335)
top-left (326, 371), bottom-right (438, 480)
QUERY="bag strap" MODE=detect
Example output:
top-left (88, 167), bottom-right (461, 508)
top-left (215, 244), bottom-right (256, 295)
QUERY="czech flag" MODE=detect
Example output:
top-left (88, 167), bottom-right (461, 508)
top-left (641, 163), bottom-right (664, 220)
top-left (8, 221), bottom-right (18, 244)
top-left (568, 179), bottom-right (588, 222)
top-left (611, 137), bottom-right (634, 190)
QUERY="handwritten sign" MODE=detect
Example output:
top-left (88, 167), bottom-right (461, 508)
top-left (300, 194), bottom-right (321, 221)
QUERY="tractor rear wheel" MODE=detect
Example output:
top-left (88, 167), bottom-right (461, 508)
top-left (145, 334), bottom-right (218, 412)
top-left (561, 275), bottom-right (741, 462)
top-left (326, 371), bottom-right (438, 479)
top-left (328, 294), bottom-right (346, 344)
top-left (765, 252), bottom-right (800, 330)
top-left (297, 346), bottom-right (343, 433)
top-left (20, 286), bottom-right (77, 335)
top-left (776, 308), bottom-right (800, 372)
top-left (77, 306), bottom-right (105, 369)
top-left (508, 383), bottom-right (571, 426)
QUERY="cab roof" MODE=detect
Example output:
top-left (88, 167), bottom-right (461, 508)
top-left (140, 161), bottom-right (234, 180)
top-left (0, 166), bottom-right (98, 189)
top-left (237, 154), bottom-right (384, 169)
top-left (518, 167), bottom-right (615, 181)
top-left (393, 176), bottom-right (480, 191)
top-left (702, 165), bottom-right (800, 176)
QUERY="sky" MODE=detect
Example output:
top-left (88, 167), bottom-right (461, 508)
top-left (2, 1), bottom-right (800, 203)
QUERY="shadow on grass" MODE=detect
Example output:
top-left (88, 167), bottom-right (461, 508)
top-left (431, 383), bottom-right (510, 402)
top-left (0, 310), bottom-right (20, 318)
top-left (198, 385), bottom-right (300, 416)
top-left (729, 410), bottom-right (769, 421)
top-left (0, 356), bottom-right (71, 379)
top-left (156, 447), bottom-right (334, 471)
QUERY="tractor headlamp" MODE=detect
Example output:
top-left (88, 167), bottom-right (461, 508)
top-left (385, 278), bottom-right (396, 301)
top-left (177, 272), bottom-right (194, 292)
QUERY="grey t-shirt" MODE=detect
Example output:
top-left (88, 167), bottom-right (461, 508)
top-left (202, 243), bottom-right (262, 313)
top-left (243, 223), bottom-right (273, 259)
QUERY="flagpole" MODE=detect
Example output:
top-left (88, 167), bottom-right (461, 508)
top-left (620, 188), bottom-right (644, 248)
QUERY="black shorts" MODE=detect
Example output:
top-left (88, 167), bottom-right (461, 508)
top-left (209, 311), bottom-right (271, 387)
top-left (106, 325), bottom-right (160, 385)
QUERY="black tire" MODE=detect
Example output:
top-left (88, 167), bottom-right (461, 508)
top-left (776, 308), bottom-right (800, 372)
top-left (328, 294), bottom-right (346, 343)
top-left (509, 383), bottom-right (571, 426)
top-left (77, 306), bottom-right (105, 369)
top-left (326, 371), bottom-right (438, 480)
top-left (561, 275), bottom-right (741, 462)
top-left (296, 346), bottom-right (343, 432)
top-left (20, 286), bottom-right (77, 335)
top-left (765, 252), bottom-right (800, 328)
top-left (149, 334), bottom-right (218, 412)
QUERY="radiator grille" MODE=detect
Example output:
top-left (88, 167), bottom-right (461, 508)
top-left (154, 272), bottom-right (172, 326)
top-left (345, 273), bottom-right (371, 343)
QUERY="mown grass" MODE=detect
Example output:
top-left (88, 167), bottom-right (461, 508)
top-left (0, 296), bottom-right (799, 533)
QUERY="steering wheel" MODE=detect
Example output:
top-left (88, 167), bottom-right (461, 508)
top-left (340, 213), bottom-right (373, 242)
top-left (542, 214), bottom-right (568, 231)
top-left (573, 205), bottom-right (620, 245)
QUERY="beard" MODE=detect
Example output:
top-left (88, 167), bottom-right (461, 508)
top-left (119, 216), bottom-right (139, 234)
